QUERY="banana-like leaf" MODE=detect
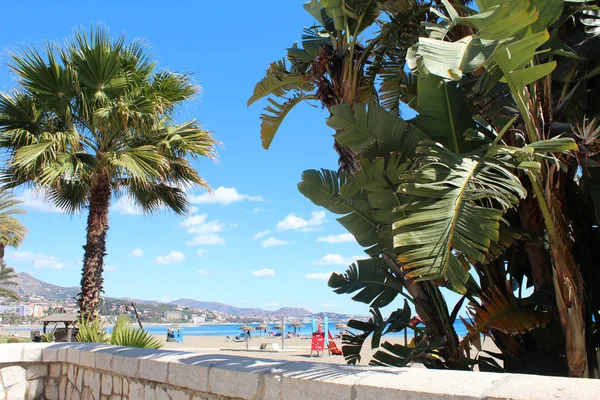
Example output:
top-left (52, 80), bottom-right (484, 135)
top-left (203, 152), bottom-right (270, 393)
top-left (298, 169), bottom-right (380, 248)
top-left (328, 103), bottom-right (427, 154)
top-left (342, 303), bottom-right (417, 365)
top-left (460, 284), bottom-right (552, 347)
top-left (407, 36), bottom-right (497, 81)
top-left (322, 0), bottom-right (381, 34)
top-left (328, 258), bottom-right (406, 308)
top-left (412, 75), bottom-right (477, 154)
top-left (304, 0), bottom-right (327, 26)
top-left (259, 94), bottom-right (315, 150)
top-left (393, 142), bottom-right (527, 293)
top-left (379, 63), bottom-right (415, 116)
top-left (247, 60), bottom-right (312, 106)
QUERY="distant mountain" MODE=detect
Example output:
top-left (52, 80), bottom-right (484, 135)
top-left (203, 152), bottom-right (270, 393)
top-left (4, 275), bottom-right (352, 319)
top-left (169, 299), bottom-right (312, 317)
top-left (12, 273), bottom-right (79, 302)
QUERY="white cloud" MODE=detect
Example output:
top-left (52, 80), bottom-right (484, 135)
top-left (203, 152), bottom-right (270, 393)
top-left (253, 230), bottom-right (270, 240)
top-left (316, 233), bottom-right (356, 244)
top-left (105, 265), bottom-right (119, 271)
top-left (266, 302), bottom-right (280, 307)
top-left (181, 214), bottom-right (226, 246)
top-left (251, 268), bottom-right (275, 277)
top-left (6, 251), bottom-right (67, 270)
top-left (130, 248), bottom-right (144, 258)
top-left (189, 187), bottom-right (263, 205)
top-left (261, 237), bottom-right (292, 248)
top-left (197, 269), bottom-right (210, 275)
top-left (322, 301), bottom-right (337, 309)
top-left (155, 251), bottom-right (185, 265)
top-left (180, 214), bottom-right (209, 228)
top-left (276, 211), bottom-right (327, 231)
top-left (197, 249), bottom-right (207, 257)
top-left (313, 254), bottom-right (361, 266)
top-left (305, 272), bottom-right (335, 281)
top-left (253, 207), bottom-right (271, 213)
top-left (112, 197), bottom-right (144, 216)
top-left (17, 190), bottom-right (61, 213)
top-left (186, 234), bottom-right (225, 246)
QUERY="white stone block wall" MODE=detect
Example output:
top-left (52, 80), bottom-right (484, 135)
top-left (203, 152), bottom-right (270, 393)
top-left (0, 343), bottom-right (600, 400)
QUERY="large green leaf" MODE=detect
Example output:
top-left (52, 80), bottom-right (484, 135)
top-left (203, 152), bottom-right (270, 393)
top-left (407, 36), bottom-right (497, 81)
top-left (298, 168), bottom-right (380, 249)
top-left (393, 142), bottom-right (527, 293)
top-left (328, 258), bottom-right (406, 308)
top-left (247, 60), bottom-right (312, 106)
top-left (328, 103), bottom-right (427, 154)
top-left (258, 94), bottom-right (315, 150)
top-left (412, 75), bottom-right (476, 153)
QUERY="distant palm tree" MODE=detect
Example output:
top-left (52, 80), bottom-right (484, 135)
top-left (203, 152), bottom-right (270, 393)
top-left (0, 27), bottom-right (218, 319)
top-left (0, 191), bottom-right (28, 263)
top-left (0, 262), bottom-right (18, 300)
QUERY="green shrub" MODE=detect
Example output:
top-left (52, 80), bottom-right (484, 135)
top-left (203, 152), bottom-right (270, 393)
top-left (7, 337), bottom-right (20, 343)
top-left (77, 315), bottom-right (161, 349)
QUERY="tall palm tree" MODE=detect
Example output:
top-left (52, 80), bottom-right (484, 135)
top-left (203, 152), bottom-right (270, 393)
top-left (0, 191), bottom-right (27, 262)
top-left (0, 27), bottom-right (218, 319)
top-left (0, 262), bottom-right (19, 300)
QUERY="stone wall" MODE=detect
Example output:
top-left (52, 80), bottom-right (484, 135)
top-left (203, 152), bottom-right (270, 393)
top-left (1, 342), bottom-right (600, 399)
top-left (0, 363), bottom-right (46, 399)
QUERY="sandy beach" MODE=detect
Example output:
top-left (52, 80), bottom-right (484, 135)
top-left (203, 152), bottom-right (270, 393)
top-left (1, 327), bottom-right (499, 367)
top-left (157, 334), bottom-right (500, 366)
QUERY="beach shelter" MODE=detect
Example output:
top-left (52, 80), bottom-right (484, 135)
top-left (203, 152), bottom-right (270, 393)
top-left (40, 313), bottom-right (78, 342)
top-left (335, 322), bottom-right (348, 332)
top-left (255, 324), bottom-right (268, 336)
top-left (291, 321), bottom-right (304, 334)
top-left (240, 325), bottom-right (255, 333)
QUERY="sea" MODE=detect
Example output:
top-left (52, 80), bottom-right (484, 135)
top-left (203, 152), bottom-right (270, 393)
top-left (137, 321), bottom-right (470, 339)
top-left (4, 321), bottom-right (470, 339)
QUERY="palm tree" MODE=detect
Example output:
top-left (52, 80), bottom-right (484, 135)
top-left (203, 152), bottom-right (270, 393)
top-left (0, 262), bottom-right (19, 300)
top-left (0, 191), bottom-right (27, 262)
top-left (0, 27), bottom-right (218, 320)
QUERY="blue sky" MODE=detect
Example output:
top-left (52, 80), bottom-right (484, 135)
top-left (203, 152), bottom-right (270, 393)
top-left (0, 1), bottom-right (463, 316)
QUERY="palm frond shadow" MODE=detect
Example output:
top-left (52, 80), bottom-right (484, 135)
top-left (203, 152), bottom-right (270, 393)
top-left (47, 343), bottom-right (402, 382)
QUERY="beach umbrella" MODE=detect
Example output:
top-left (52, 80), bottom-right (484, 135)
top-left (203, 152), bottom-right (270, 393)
top-left (255, 324), bottom-right (268, 336)
top-left (291, 321), bottom-right (304, 334)
top-left (240, 325), bottom-right (255, 331)
top-left (273, 324), bottom-right (284, 330)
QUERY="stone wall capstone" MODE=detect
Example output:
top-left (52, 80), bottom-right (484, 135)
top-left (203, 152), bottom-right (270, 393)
top-left (0, 342), bottom-right (599, 400)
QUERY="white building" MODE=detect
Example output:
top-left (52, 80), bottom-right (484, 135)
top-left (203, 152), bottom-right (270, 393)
top-left (164, 311), bottom-right (184, 321)
top-left (17, 305), bottom-right (32, 317)
top-left (32, 305), bottom-right (44, 319)
top-left (0, 305), bottom-right (17, 314)
top-left (192, 316), bottom-right (205, 324)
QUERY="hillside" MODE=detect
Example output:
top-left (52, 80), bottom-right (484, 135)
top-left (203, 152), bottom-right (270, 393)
top-left (4, 274), bottom-right (361, 320)
top-left (12, 273), bottom-right (79, 302)
top-left (168, 299), bottom-right (312, 317)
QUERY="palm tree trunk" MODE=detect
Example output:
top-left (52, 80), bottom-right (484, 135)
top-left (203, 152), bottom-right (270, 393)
top-left (0, 243), bottom-right (5, 264)
top-left (79, 170), bottom-right (111, 320)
